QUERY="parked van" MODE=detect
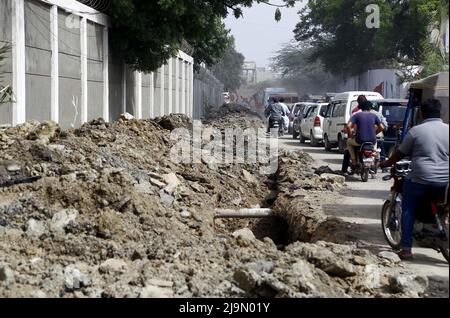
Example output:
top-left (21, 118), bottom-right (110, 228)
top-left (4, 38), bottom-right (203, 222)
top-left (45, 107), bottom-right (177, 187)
top-left (323, 91), bottom-right (384, 153)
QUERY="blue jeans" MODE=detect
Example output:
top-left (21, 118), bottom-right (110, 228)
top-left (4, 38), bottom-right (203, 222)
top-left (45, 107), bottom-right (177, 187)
top-left (401, 180), bottom-right (427, 250)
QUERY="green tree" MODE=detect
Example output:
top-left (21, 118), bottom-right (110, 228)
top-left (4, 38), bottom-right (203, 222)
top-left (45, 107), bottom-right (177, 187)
top-left (418, 0), bottom-right (449, 77)
top-left (107, 0), bottom-right (297, 72)
top-left (211, 37), bottom-right (245, 91)
top-left (294, 0), bottom-right (436, 77)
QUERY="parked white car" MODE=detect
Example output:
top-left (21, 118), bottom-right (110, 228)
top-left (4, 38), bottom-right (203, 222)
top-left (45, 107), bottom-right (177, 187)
top-left (299, 103), bottom-right (330, 146)
top-left (322, 91), bottom-right (384, 153)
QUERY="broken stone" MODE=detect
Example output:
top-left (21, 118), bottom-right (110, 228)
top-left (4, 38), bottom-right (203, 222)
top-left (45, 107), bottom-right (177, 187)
top-left (247, 261), bottom-right (274, 274)
top-left (99, 259), bottom-right (129, 275)
top-left (389, 275), bottom-right (429, 295)
top-left (29, 144), bottom-right (53, 161)
top-left (6, 163), bottom-right (21, 172)
top-left (51, 209), bottom-right (78, 233)
top-left (134, 182), bottom-right (153, 195)
top-left (139, 285), bottom-right (173, 298)
top-left (363, 265), bottom-right (381, 289)
top-left (233, 268), bottom-right (260, 293)
top-left (378, 251), bottom-right (401, 264)
top-left (64, 265), bottom-right (90, 290)
top-left (232, 228), bottom-right (256, 241)
top-left (150, 178), bottom-right (166, 188)
top-left (179, 208), bottom-right (191, 218)
top-left (242, 169), bottom-right (257, 185)
top-left (120, 113), bottom-right (135, 121)
top-left (0, 263), bottom-right (14, 283)
top-left (26, 219), bottom-right (46, 239)
top-left (147, 279), bottom-right (173, 288)
top-left (320, 174), bottom-right (345, 185)
top-left (315, 166), bottom-right (334, 175)
top-left (190, 182), bottom-right (206, 193)
top-left (159, 191), bottom-right (174, 206)
top-left (163, 173), bottom-right (181, 194)
top-left (47, 144), bottom-right (66, 152)
top-left (27, 121), bottom-right (60, 144)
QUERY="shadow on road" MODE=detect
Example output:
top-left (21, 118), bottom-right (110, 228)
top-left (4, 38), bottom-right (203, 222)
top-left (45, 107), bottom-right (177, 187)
top-left (322, 158), bottom-right (343, 165)
top-left (341, 188), bottom-right (388, 200)
top-left (323, 203), bottom-right (381, 220)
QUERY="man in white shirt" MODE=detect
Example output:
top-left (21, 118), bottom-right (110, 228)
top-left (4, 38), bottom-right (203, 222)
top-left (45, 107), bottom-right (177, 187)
top-left (278, 98), bottom-right (291, 130)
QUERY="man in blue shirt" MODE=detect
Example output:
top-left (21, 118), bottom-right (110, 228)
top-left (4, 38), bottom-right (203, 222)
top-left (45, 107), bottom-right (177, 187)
top-left (381, 99), bottom-right (449, 260)
top-left (347, 101), bottom-right (385, 166)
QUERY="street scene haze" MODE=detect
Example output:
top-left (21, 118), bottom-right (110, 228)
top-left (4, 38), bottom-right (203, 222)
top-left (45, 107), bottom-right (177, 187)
top-left (0, 0), bottom-right (449, 302)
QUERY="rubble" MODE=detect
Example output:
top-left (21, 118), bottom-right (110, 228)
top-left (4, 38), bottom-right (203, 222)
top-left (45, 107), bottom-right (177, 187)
top-left (0, 105), bottom-right (432, 298)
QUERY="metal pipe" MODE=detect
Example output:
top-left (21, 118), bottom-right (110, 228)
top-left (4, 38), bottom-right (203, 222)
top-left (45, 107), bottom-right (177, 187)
top-left (214, 208), bottom-right (273, 219)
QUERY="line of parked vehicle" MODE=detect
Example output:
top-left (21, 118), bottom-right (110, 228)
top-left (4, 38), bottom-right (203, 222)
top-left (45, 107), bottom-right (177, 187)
top-left (289, 91), bottom-right (408, 158)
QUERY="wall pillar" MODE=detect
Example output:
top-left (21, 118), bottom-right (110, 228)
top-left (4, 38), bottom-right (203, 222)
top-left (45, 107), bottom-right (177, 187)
top-left (80, 17), bottom-right (88, 123)
top-left (102, 26), bottom-right (109, 121)
top-left (12, 0), bottom-right (26, 125)
top-left (134, 71), bottom-right (142, 119)
top-left (50, 5), bottom-right (59, 123)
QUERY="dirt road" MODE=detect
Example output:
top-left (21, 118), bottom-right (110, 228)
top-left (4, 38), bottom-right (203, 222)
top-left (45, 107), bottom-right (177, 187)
top-left (279, 136), bottom-right (449, 297)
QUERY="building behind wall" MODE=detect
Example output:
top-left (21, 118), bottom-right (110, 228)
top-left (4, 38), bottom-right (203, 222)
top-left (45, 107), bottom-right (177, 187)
top-left (0, 0), bottom-right (219, 128)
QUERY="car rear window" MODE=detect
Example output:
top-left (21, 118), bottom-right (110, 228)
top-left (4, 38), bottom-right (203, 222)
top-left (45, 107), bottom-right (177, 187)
top-left (382, 106), bottom-right (407, 122)
top-left (319, 105), bottom-right (329, 117)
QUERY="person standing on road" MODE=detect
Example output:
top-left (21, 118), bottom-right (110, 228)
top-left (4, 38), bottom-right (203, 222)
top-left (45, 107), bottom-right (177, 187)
top-left (380, 99), bottom-right (449, 260)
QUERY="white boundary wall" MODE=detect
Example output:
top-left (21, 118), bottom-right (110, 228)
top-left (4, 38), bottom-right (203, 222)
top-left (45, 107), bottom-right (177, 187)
top-left (0, 0), bottom-right (195, 127)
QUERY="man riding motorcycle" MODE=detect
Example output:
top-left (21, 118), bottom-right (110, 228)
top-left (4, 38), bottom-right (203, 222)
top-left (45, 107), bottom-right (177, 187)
top-left (346, 101), bottom-right (385, 167)
top-left (381, 99), bottom-right (449, 260)
top-left (265, 98), bottom-right (288, 133)
top-left (278, 98), bottom-right (291, 131)
top-left (342, 100), bottom-right (388, 174)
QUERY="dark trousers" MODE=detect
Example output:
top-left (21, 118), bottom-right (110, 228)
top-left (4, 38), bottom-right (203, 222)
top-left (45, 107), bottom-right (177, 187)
top-left (341, 150), bottom-right (351, 173)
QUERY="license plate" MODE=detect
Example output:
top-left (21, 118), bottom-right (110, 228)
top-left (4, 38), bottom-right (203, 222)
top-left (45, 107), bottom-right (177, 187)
top-left (363, 158), bottom-right (374, 163)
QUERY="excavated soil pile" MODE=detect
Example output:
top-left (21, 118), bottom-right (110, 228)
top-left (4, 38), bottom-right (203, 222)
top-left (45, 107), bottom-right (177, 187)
top-left (0, 105), bottom-right (426, 298)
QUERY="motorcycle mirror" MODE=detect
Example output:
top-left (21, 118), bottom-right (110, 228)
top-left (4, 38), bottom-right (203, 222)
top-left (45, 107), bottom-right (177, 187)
top-left (382, 175), bottom-right (392, 181)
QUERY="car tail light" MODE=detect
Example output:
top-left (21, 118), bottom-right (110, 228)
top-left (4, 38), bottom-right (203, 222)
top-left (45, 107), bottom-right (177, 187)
top-left (314, 116), bottom-right (321, 127)
top-left (363, 151), bottom-right (374, 157)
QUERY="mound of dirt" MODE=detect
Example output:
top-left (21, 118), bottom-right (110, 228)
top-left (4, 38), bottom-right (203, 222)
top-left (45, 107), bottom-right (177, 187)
top-left (0, 114), bottom-right (424, 298)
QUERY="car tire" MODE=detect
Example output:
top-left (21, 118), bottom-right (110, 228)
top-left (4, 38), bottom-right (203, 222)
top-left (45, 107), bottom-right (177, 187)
top-left (299, 130), bottom-right (306, 144)
top-left (293, 129), bottom-right (299, 139)
top-left (324, 135), bottom-right (332, 152)
top-left (310, 131), bottom-right (319, 147)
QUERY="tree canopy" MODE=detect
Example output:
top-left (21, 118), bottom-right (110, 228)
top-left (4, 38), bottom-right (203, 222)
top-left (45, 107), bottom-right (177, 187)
top-left (293, 0), bottom-right (448, 77)
top-left (107, 0), bottom-right (297, 72)
top-left (271, 43), bottom-right (339, 95)
top-left (211, 37), bottom-right (245, 91)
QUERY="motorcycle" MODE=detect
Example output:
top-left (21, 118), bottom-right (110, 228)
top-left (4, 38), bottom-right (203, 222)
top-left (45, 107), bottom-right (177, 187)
top-left (350, 142), bottom-right (378, 182)
top-left (381, 160), bottom-right (449, 263)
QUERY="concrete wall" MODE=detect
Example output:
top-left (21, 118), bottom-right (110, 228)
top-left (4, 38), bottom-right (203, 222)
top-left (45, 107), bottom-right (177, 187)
top-left (0, 0), bottom-right (13, 126)
top-left (193, 68), bottom-right (224, 120)
top-left (338, 69), bottom-right (405, 99)
top-left (0, 0), bottom-right (197, 128)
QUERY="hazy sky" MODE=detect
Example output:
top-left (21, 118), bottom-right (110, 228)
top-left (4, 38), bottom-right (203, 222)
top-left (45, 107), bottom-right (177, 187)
top-left (224, 1), bottom-right (306, 68)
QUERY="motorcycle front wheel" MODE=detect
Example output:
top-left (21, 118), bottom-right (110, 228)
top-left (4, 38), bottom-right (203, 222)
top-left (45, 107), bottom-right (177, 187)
top-left (438, 210), bottom-right (449, 263)
top-left (381, 200), bottom-right (402, 250)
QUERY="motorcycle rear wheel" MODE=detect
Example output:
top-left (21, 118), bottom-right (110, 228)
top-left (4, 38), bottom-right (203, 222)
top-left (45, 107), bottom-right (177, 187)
top-left (381, 200), bottom-right (402, 250)
top-left (361, 169), bottom-right (369, 182)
